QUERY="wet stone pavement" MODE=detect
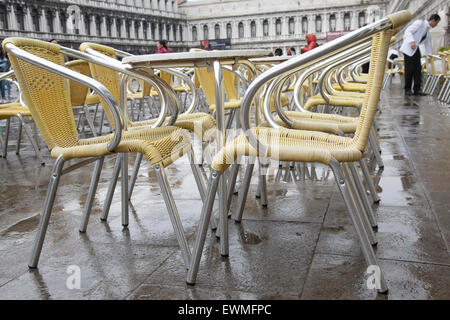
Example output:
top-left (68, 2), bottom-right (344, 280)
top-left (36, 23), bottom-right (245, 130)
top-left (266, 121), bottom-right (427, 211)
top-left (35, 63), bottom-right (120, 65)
top-left (0, 78), bottom-right (449, 300)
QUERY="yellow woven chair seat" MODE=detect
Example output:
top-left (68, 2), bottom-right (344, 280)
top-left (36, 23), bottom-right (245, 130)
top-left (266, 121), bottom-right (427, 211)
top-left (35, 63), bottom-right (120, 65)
top-left (0, 102), bottom-right (32, 119)
top-left (209, 98), bottom-right (242, 111)
top-left (332, 83), bottom-right (366, 92)
top-left (51, 126), bottom-right (191, 168)
top-left (262, 111), bottom-right (358, 134)
top-left (128, 112), bottom-right (216, 140)
top-left (211, 127), bottom-right (362, 173)
top-left (304, 95), bottom-right (363, 110)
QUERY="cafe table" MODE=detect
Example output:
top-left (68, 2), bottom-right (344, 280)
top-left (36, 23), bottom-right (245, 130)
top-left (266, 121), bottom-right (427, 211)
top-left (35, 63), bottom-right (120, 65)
top-left (122, 49), bottom-right (272, 257)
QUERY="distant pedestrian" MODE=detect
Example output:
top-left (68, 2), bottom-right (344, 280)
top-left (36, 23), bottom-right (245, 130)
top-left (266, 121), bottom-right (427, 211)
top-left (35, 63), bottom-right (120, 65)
top-left (0, 49), bottom-right (11, 103)
top-left (156, 40), bottom-right (170, 54)
top-left (400, 13), bottom-right (441, 96)
top-left (301, 34), bottom-right (318, 53)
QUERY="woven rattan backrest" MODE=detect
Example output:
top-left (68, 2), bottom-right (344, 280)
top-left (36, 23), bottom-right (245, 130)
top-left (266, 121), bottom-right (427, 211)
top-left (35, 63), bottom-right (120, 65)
top-left (79, 42), bottom-right (120, 127)
top-left (352, 29), bottom-right (393, 152)
top-left (67, 60), bottom-right (90, 107)
top-left (2, 37), bottom-right (79, 150)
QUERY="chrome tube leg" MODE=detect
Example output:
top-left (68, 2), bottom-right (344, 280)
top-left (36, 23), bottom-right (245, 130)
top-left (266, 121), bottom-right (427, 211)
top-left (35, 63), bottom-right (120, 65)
top-left (83, 105), bottom-right (97, 137)
top-left (259, 165), bottom-right (268, 207)
top-left (15, 116), bottom-right (23, 155)
top-left (186, 170), bottom-right (221, 285)
top-left (2, 118), bottom-right (10, 158)
top-left (218, 173), bottom-right (228, 257)
top-left (121, 153), bottom-right (129, 227)
top-left (99, 109), bottom-right (105, 135)
top-left (101, 154), bottom-right (122, 221)
top-left (28, 156), bottom-right (65, 268)
top-left (359, 159), bottom-right (380, 203)
top-left (330, 159), bottom-right (388, 293)
top-left (226, 163), bottom-right (240, 211)
top-left (17, 115), bottom-right (45, 165)
top-left (342, 164), bottom-right (377, 245)
top-left (155, 164), bottom-right (191, 268)
top-left (79, 157), bottom-right (105, 233)
top-left (234, 163), bottom-right (254, 222)
top-left (128, 153), bottom-right (143, 200)
top-left (369, 128), bottom-right (384, 169)
top-left (349, 162), bottom-right (377, 228)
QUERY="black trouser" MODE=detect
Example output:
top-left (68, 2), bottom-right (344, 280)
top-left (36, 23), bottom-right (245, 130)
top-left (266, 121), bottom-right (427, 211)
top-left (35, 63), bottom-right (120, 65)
top-left (403, 48), bottom-right (422, 93)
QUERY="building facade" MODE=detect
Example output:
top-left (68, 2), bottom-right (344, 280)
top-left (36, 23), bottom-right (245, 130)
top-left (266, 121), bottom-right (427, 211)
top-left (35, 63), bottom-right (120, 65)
top-left (0, 0), bottom-right (188, 54)
top-left (180, 0), bottom-right (389, 54)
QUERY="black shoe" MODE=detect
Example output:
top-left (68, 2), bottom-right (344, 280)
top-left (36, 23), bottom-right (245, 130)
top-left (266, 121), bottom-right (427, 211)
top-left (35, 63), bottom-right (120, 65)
top-left (405, 90), bottom-right (413, 96)
top-left (414, 91), bottom-right (427, 96)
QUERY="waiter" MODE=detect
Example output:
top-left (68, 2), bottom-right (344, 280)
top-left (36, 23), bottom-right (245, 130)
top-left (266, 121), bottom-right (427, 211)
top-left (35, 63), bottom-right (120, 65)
top-left (400, 14), bottom-right (440, 96)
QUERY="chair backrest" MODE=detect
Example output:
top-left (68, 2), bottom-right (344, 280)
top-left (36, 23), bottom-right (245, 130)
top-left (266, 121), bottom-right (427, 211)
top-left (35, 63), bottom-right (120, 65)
top-left (66, 59), bottom-right (91, 107)
top-left (352, 29), bottom-right (393, 152)
top-left (2, 37), bottom-right (79, 150)
top-left (79, 42), bottom-right (121, 127)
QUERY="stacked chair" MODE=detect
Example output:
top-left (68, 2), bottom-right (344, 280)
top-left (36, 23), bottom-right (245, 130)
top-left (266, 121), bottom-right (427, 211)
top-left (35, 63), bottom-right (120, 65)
top-left (437, 50), bottom-right (450, 103)
top-left (2, 10), bottom-right (411, 295)
top-left (186, 11), bottom-right (412, 294)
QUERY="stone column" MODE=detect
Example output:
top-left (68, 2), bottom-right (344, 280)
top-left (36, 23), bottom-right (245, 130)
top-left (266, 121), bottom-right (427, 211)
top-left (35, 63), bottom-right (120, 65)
top-left (121, 18), bottom-right (127, 38)
top-left (101, 16), bottom-right (107, 37)
top-left (40, 9), bottom-right (47, 32)
top-left (154, 22), bottom-right (159, 39)
top-left (232, 20), bottom-right (239, 39)
top-left (54, 10), bottom-right (61, 33)
top-left (168, 24), bottom-right (174, 41)
top-left (244, 19), bottom-right (251, 39)
top-left (256, 18), bottom-right (263, 37)
top-left (308, 14), bottom-right (314, 34)
top-left (337, 11), bottom-right (344, 31)
top-left (351, 11), bottom-right (358, 30)
top-left (7, 4), bottom-right (17, 30)
top-left (24, 6), bottom-right (32, 31)
top-left (269, 17), bottom-right (276, 37)
top-left (220, 22), bottom-right (227, 40)
top-left (90, 15), bottom-right (96, 36)
top-left (147, 21), bottom-right (152, 40)
top-left (151, 0), bottom-right (158, 10)
top-left (112, 17), bottom-right (118, 37)
top-left (282, 16), bottom-right (289, 36)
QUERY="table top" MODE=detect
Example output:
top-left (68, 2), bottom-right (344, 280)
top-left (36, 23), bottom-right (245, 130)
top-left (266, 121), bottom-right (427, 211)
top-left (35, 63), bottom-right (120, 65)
top-left (123, 49), bottom-right (272, 69)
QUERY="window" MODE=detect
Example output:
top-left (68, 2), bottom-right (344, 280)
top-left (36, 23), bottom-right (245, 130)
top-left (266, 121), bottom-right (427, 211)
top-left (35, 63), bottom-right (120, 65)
top-left (329, 14), bottom-right (336, 32)
top-left (31, 8), bottom-right (40, 32)
top-left (95, 15), bottom-right (101, 36)
top-left (226, 23), bottom-right (232, 38)
top-left (288, 17), bottom-right (294, 35)
top-left (203, 24), bottom-right (208, 40)
top-left (158, 23), bottom-right (163, 39)
top-left (84, 15), bottom-right (90, 35)
top-left (301, 17), bottom-right (308, 34)
top-left (179, 25), bottom-right (183, 41)
top-left (275, 18), bottom-right (281, 35)
top-left (214, 24), bottom-right (220, 39)
top-left (107, 18), bottom-right (113, 37)
top-left (173, 24), bottom-right (177, 41)
top-left (143, 22), bottom-right (147, 39)
top-left (46, 10), bottom-right (54, 33)
top-left (15, 6), bottom-right (25, 31)
top-left (126, 20), bottom-right (131, 38)
top-left (263, 19), bottom-right (268, 36)
top-left (60, 11), bottom-right (67, 34)
top-left (151, 22), bottom-right (155, 39)
top-left (358, 12), bottom-right (365, 28)
top-left (116, 19), bottom-right (122, 37)
top-left (250, 20), bottom-right (256, 38)
top-left (315, 15), bottom-right (322, 33)
top-left (345, 13), bottom-right (351, 30)
top-left (166, 24), bottom-right (170, 40)
top-left (192, 26), bottom-right (197, 41)
top-left (0, 5), bottom-right (7, 29)
top-left (238, 22), bottom-right (244, 38)
top-left (136, 21), bottom-right (140, 38)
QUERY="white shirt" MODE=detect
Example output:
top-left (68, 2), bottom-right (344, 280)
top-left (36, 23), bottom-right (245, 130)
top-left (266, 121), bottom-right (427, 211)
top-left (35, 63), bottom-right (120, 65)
top-left (399, 19), bottom-right (433, 57)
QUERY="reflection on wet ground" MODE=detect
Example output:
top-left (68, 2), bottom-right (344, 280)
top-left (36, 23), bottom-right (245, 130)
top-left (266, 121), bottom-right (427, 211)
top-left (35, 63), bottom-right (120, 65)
top-left (0, 78), bottom-right (449, 300)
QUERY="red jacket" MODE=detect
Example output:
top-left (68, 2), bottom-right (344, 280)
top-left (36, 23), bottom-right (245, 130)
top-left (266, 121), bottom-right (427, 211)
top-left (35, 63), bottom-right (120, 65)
top-left (301, 34), bottom-right (318, 53)
top-left (156, 47), bottom-right (169, 54)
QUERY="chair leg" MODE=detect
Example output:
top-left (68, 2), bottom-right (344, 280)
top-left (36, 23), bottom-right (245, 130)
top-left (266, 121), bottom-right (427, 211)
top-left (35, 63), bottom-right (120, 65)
top-left (348, 162), bottom-right (377, 228)
top-left (121, 153), bottom-right (129, 227)
top-left (233, 163), bottom-right (254, 222)
top-left (330, 159), bottom-right (388, 293)
top-left (83, 104), bottom-right (97, 137)
top-left (17, 114), bottom-right (45, 165)
top-left (79, 157), bottom-right (105, 233)
top-left (342, 163), bottom-right (377, 245)
top-left (186, 170), bottom-right (222, 285)
top-left (28, 156), bottom-right (65, 268)
top-left (369, 127), bottom-right (384, 169)
top-left (154, 163), bottom-right (191, 268)
top-left (1, 118), bottom-right (10, 158)
top-left (101, 154), bottom-right (122, 221)
top-left (226, 163), bottom-right (240, 211)
top-left (128, 153), bottom-right (143, 200)
top-left (15, 116), bottom-right (22, 155)
top-left (218, 171), bottom-right (229, 257)
top-left (359, 159), bottom-right (380, 203)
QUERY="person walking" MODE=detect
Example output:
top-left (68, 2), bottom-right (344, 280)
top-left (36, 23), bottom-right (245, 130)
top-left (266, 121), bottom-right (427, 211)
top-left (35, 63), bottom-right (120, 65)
top-left (0, 49), bottom-right (11, 103)
top-left (400, 13), bottom-right (440, 96)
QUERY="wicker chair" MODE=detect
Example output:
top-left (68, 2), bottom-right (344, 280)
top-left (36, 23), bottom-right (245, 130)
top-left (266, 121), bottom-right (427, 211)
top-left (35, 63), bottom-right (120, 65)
top-left (186, 11), bottom-right (412, 293)
top-left (3, 37), bottom-right (197, 270)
